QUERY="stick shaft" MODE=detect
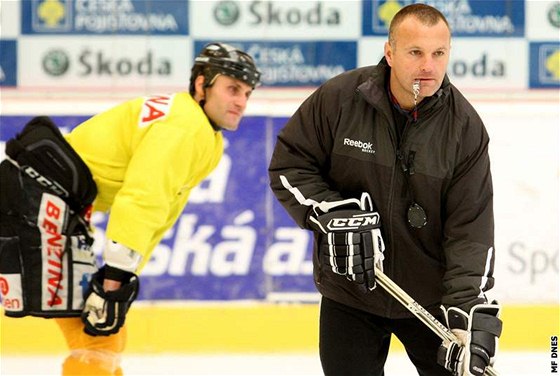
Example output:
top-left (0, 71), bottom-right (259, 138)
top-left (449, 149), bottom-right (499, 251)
top-left (374, 268), bottom-right (498, 376)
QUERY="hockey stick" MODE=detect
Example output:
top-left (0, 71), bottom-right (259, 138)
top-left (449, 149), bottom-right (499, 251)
top-left (374, 268), bottom-right (499, 376)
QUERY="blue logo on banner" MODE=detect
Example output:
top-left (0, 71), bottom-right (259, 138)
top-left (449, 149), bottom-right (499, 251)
top-left (22, 0), bottom-right (189, 35)
top-left (0, 40), bottom-right (17, 87)
top-left (195, 40), bottom-right (357, 87)
top-left (530, 42), bottom-right (560, 89)
top-left (362, 0), bottom-right (525, 37)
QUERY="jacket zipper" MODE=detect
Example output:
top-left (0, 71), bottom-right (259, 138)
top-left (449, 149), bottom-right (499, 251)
top-left (385, 117), bottom-right (414, 315)
top-left (355, 87), bottom-right (413, 315)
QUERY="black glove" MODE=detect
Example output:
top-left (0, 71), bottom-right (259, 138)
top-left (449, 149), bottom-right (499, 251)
top-left (437, 302), bottom-right (502, 376)
top-left (309, 193), bottom-right (385, 291)
top-left (81, 265), bottom-right (139, 336)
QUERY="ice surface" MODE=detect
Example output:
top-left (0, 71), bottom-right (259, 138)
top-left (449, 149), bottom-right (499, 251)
top-left (0, 351), bottom-right (551, 375)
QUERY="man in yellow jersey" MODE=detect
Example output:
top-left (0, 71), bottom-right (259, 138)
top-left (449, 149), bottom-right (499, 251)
top-left (0, 42), bottom-right (260, 375)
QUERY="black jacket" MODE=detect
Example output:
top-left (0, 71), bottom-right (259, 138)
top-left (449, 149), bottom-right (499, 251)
top-left (268, 58), bottom-right (495, 318)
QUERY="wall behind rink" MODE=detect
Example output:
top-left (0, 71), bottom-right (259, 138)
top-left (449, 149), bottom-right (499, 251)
top-left (1, 0), bottom-right (559, 91)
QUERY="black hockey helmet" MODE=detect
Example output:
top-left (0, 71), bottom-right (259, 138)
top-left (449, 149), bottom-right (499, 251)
top-left (189, 42), bottom-right (261, 95)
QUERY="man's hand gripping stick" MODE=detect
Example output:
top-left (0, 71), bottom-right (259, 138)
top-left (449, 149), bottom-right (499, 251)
top-left (373, 267), bottom-right (499, 376)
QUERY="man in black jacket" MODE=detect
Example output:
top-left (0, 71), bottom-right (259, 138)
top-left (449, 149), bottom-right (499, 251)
top-left (268, 4), bottom-right (502, 376)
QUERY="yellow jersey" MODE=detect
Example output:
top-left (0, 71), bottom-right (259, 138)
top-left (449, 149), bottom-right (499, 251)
top-left (65, 92), bottom-right (223, 269)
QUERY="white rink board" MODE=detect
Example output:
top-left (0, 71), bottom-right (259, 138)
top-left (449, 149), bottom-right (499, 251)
top-left (479, 99), bottom-right (559, 304)
top-left (0, 90), bottom-right (558, 304)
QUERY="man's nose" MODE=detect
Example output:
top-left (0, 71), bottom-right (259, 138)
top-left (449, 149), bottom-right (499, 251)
top-left (235, 95), bottom-right (248, 109)
top-left (419, 56), bottom-right (435, 72)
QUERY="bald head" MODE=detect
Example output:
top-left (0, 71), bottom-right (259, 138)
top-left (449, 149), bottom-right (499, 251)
top-left (388, 4), bottom-right (450, 49)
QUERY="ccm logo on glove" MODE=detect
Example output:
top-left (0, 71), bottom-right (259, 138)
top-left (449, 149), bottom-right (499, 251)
top-left (308, 194), bottom-right (385, 292)
top-left (326, 212), bottom-right (380, 231)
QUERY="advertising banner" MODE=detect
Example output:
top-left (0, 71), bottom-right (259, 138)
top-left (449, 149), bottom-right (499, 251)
top-left (446, 39), bottom-right (527, 90)
top-left (362, 0), bottom-right (525, 37)
top-left (0, 40), bottom-right (18, 87)
top-left (18, 36), bottom-right (191, 89)
top-left (484, 102), bottom-right (559, 303)
top-left (195, 40), bottom-right (357, 87)
top-left (190, 0), bottom-right (360, 40)
top-left (3, 0), bottom-right (552, 91)
top-left (21, 0), bottom-right (189, 35)
top-left (526, 0), bottom-right (560, 40)
top-left (529, 42), bottom-right (560, 89)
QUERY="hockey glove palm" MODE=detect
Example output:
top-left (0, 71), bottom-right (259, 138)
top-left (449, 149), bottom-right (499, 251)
top-left (309, 193), bottom-right (385, 291)
top-left (81, 265), bottom-right (139, 336)
top-left (437, 302), bottom-right (502, 376)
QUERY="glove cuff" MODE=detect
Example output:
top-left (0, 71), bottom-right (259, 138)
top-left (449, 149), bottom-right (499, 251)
top-left (90, 266), bottom-right (139, 303)
top-left (312, 197), bottom-right (361, 217)
top-left (469, 302), bottom-right (503, 338)
top-left (103, 264), bottom-right (135, 283)
top-left (103, 239), bottom-right (142, 273)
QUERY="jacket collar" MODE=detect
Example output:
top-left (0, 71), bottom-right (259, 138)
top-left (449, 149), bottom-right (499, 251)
top-left (358, 57), bottom-right (450, 119)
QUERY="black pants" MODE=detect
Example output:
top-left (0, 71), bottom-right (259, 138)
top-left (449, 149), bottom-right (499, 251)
top-left (319, 297), bottom-right (451, 376)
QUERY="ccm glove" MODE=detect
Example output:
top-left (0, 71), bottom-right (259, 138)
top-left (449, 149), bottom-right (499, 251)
top-left (309, 193), bottom-right (385, 291)
top-left (81, 265), bottom-right (139, 336)
top-left (437, 302), bottom-right (503, 376)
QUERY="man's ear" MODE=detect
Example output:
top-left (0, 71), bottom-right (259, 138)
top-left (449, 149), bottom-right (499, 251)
top-left (194, 75), bottom-right (206, 99)
top-left (384, 42), bottom-right (393, 67)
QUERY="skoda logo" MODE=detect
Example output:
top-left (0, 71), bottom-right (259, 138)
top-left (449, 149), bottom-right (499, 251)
top-left (214, 0), bottom-right (240, 26)
top-left (548, 3), bottom-right (560, 28)
top-left (43, 49), bottom-right (70, 76)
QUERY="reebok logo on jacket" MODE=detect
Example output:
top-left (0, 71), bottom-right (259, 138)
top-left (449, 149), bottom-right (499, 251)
top-left (343, 138), bottom-right (375, 154)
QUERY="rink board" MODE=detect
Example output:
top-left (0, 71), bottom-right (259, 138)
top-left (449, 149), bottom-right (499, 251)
top-left (0, 303), bottom-right (558, 354)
